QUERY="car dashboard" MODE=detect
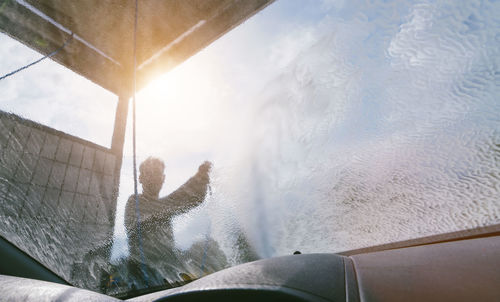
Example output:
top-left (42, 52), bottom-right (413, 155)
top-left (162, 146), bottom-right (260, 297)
top-left (1, 235), bottom-right (499, 302)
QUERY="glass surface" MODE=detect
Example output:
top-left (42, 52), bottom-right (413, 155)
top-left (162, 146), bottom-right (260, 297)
top-left (0, 35), bottom-right (117, 148)
top-left (0, 0), bottom-right (499, 298)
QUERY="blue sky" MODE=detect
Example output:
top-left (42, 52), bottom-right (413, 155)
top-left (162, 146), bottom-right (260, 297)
top-left (0, 35), bottom-right (117, 147)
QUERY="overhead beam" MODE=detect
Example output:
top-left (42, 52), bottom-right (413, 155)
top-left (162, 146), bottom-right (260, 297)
top-left (1, 0), bottom-right (275, 95)
top-left (0, 0), bottom-right (125, 95)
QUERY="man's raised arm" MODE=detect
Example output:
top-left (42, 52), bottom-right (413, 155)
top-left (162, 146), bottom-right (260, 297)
top-left (159, 161), bottom-right (212, 215)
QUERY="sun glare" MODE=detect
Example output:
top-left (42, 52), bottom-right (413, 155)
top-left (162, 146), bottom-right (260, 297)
top-left (131, 50), bottom-right (237, 196)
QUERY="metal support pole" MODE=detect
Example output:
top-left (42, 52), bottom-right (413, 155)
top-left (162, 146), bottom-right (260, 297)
top-left (111, 95), bottom-right (130, 157)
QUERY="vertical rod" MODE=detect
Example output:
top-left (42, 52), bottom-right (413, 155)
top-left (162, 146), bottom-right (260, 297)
top-left (132, 0), bottom-right (149, 286)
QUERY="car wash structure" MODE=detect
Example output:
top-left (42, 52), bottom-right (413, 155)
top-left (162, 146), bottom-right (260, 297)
top-left (0, 0), bottom-right (274, 292)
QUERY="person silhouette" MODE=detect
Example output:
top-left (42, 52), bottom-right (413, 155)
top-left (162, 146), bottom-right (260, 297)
top-left (124, 157), bottom-right (212, 239)
top-left (124, 156), bottom-right (166, 236)
top-left (124, 158), bottom-right (217, 286)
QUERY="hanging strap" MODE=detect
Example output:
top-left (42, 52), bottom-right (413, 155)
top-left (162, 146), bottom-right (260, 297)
top-left (0, 34), bottom-right (73, 81)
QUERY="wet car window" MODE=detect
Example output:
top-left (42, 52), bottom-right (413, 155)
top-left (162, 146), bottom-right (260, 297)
top-left (0, 0), bottom-right (499, 298)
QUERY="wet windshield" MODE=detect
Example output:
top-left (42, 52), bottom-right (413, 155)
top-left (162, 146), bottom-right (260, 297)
top-left (1, 0), bottom-right (499, 298)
